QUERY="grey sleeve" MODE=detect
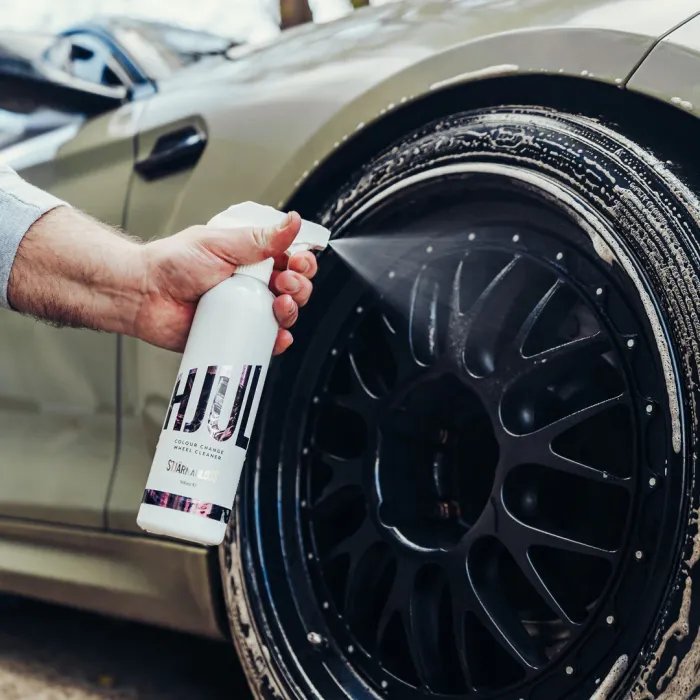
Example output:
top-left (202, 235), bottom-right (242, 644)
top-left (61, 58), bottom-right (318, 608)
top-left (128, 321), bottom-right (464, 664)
top-left (0, 164), bottom-right (68, 309)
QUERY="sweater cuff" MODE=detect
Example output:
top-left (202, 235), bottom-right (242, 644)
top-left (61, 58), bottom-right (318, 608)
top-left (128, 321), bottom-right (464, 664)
top-left (0, 166), bottom-right (68, 309)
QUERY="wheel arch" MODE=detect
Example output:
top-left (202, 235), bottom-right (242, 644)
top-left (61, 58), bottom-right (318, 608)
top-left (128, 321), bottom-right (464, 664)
top-left (283, 71), bottom-right (700, 221)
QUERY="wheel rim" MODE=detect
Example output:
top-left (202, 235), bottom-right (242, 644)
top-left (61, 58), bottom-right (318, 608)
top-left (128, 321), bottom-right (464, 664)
top-left (247, 173), bottom-right (684, 699)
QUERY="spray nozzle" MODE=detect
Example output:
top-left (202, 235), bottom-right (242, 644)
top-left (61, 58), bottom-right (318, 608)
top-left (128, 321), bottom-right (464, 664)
top-left (286, 218), bottom-right (331, 257)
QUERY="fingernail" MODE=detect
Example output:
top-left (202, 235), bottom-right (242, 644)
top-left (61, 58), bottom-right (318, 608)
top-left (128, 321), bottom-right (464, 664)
top-left (298, 258), bottom-right (310, 273)
top-left (287, 277), bottom-right (300, 293)
top-left (277, 212), bottom-right (293, 231)
top-left (287, 298), bottom-right (297, 314)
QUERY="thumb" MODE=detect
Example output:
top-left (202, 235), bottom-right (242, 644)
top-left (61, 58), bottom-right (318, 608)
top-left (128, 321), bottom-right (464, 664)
top-left (204, 211), bottom-right (302, 267)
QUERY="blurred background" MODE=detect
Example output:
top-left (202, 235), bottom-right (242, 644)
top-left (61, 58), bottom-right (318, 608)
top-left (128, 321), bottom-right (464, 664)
top-left (0, 0), bottom-right (392, 43)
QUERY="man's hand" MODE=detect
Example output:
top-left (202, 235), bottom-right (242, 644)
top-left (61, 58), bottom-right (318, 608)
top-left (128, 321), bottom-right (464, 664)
top-left (7, 206), bottom-right (317, 354)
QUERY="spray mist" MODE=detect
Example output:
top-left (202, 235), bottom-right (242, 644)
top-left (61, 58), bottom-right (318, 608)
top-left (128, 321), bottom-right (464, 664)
top-left (137, 202), bottom-right (330, 545)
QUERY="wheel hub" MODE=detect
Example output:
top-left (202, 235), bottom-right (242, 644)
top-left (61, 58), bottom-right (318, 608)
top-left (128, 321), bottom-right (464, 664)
top-left (377, 372), bottom-right (498, 549)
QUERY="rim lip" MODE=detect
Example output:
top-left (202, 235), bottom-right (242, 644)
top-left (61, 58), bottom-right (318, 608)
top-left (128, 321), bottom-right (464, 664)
top-left (241, 164), bottom-right (687, 700)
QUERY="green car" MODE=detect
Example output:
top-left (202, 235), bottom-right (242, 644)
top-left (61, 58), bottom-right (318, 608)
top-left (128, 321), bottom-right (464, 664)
top-left (4, 1), bottom-right (700, 697)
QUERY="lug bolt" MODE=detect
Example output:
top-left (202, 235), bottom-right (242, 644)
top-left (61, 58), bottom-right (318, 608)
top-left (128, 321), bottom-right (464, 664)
top-left (356, 306), bottom-right (364, 314)
top-left (426, 245), bottom-right (434, 253)
top-left (468, 233), bottom-right (476, 241)
top-left (307, 631), bottom-right (325, 646)
top-left (635, 550), bottom-right (644, 561)
top-left (331, 348), bottom-right (338, 356)
top-left (566, 666), bottom-right (574, 676)
top-left (596, 287), bottom-right (604, 296)
top-left (649, 477), bottom-right (657, 488)
top-left (606, 615), bottom-right (615, 625)
top-left (381, 680), bottom-right (389, 689)
top-left (307, 552), bottom-right (314, 560)
top-left (512, 234), bottom-right (520, 243)
top-left (300, 500), bottom-right (307, 508)
top-left (348, 645), bottom-right (355, 654)
top-left (322, 601), bottom-right (329, 610)
top-left (627, 338), bottom-right (635, 348)
top-left (302, 447), bottom-right (309, 455)
top-left (556, 252), bottom-right (564, 261)
top-left (646, 404), bottom-right (654, 415)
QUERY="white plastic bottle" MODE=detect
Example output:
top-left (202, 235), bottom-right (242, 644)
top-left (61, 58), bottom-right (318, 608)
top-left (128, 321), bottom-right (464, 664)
top-left (137, 202), bottom-right (330, 545)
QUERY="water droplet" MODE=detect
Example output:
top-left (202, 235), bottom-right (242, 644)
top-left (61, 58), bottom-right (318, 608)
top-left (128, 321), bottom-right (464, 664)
top-left (468, 232), bottom-right (476, 241)
top-left (596, 287), bottom-right (604, 296)
top-left (512, 234), bottom-right (520, 243)
top-left (556, 252), bottom-right (564, 261)
top-left (627, 338), bottom-right (635, 348)
top-left (566, 666), bottom-right (574, 675)
top-left (606, 615), bottom-right (615, 625)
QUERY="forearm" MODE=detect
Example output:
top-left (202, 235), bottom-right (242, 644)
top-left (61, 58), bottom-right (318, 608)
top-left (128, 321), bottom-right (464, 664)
top-left (7, 206), bottom-right (144, 335)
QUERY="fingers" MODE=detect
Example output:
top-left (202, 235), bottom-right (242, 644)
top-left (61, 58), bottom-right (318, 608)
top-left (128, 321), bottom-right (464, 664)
top-left (273, 251), bottom-right (318, 279)
top-left (199, 211), bottom-right (302, 267)
top-left (272, 296), bottom-right (296, 356)
top-left (273, 294), bottom-right (298, 329)
top-left (270, 269), bottom-right (313, 307)
top-left (272, 329), bottom-right (294, 356)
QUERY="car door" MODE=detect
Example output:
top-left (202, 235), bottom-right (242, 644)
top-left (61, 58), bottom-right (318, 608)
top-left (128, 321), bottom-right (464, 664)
top-left (0, 33), bottom-right (144, 528)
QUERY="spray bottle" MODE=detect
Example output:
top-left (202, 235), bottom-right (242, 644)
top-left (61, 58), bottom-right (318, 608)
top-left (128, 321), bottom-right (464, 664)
top-left (137, 202), bottom-right (330, 545)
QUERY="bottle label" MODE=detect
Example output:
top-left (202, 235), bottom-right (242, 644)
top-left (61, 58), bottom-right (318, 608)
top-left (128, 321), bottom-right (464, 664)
top-left (142, 488), bottom-right (232, 523)
top-left (142, 362), bottom-right (266, 519)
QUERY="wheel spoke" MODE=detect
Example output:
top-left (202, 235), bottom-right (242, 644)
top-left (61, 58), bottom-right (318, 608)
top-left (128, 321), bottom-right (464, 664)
top-left (507, 332), bottom-right (609, 381)
top-left (344, 546), bottom-right (393, 631)
top-left (460, 257), bottom-right (555, 376)
top-left (313, 454), bottom-right (364, 515)
top-left (537, 448), bottom-right (628, 487)
top-left (332, 350), bottom-right (381, 414)
top-left (507, 547), bottom-right (577, 627)
top-left (466, 569), bottom-right (546, 669)
top-left (452, 606), bottom-right (473, 689)
top-left (323, 516), bottom-right (381, 565)
top-left (409, 264), bottom-right (441, 367)
top-left (375, 560), bottom-right (412, 648)
top-left (513, 279), bottom-right (566, 350)
top-left (503, 515), bottom-right (616, 561)
top-left (447, 257), bottom-right (518, 366)
top-left (531, 394), bottom-right (626, 442)
top-left (503, 435), bottom-right (630, 487)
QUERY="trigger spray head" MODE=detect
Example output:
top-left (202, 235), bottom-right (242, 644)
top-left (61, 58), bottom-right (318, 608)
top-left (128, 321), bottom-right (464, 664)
top-left (208, 202), bottom-right (330, 284)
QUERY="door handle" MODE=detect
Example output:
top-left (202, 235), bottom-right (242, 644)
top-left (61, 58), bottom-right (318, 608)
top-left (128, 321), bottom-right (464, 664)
top-left (135, 126), bottom-right (207, 181)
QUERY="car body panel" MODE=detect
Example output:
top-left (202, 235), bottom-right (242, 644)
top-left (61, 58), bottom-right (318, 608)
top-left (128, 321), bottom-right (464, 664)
top-left (0, 101), bottom-right (141, 528)
top-left (112, 0), bottom-right (700, 535)
top-left (626, 13), bottom-right (700, 115)
top-left (0, 517), bottom-right (221, 638)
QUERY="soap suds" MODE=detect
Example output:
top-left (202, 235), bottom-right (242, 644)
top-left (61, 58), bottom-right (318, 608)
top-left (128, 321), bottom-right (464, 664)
top-left (592, 655), bottom-right (629, 700)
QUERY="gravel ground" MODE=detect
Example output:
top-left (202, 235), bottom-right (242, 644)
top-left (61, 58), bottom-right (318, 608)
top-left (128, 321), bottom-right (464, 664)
top-left (0, 598), bottom-right (251, 699)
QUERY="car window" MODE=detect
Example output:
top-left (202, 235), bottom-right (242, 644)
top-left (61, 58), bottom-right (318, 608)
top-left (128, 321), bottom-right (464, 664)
top-left (44, 34), bottom-right (127, 89)
top-left (0, 92), bottom-right (81, 151)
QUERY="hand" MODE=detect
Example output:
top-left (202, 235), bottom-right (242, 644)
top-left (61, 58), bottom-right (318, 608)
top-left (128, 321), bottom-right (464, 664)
top-left (135, 211), bottom-right (317, 354)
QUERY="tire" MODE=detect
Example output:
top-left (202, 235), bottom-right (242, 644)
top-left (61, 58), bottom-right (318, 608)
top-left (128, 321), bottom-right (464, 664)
top-left (221, 106), bottom-right (700, 699)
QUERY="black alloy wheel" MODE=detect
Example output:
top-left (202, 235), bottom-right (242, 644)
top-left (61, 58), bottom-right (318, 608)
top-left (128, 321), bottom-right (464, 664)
top-left (222, 108), bottom-right (700, 700)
